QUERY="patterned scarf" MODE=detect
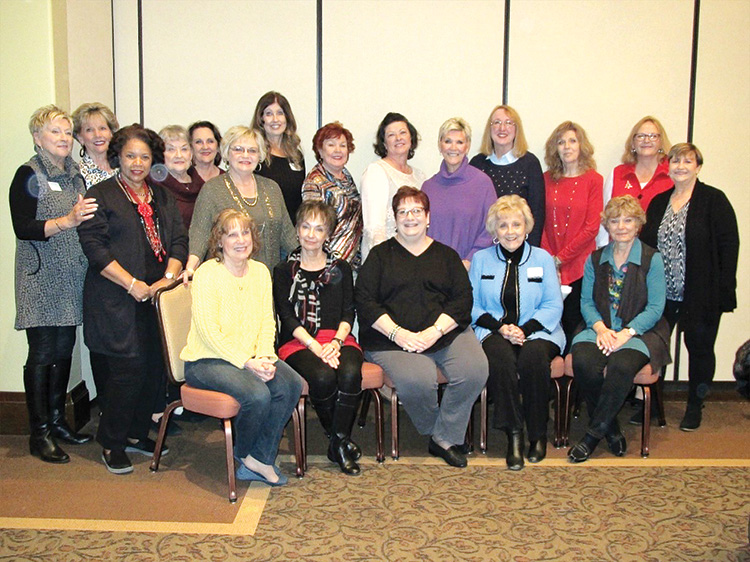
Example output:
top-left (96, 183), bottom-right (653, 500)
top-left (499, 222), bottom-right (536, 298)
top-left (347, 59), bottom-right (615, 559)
top-left (608, 264), bottom-right (628, 312)
top-left (287, 248), bottom-right (340, 336)
top-left (117, 174), bottom-right (166, 262)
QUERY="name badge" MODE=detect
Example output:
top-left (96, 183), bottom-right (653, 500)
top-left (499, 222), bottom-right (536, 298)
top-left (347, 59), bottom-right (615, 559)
top-left (48, 182), bottom-right (62, 191)
top-left (481, 274), bottom-right (495, 280)
top-left (527, 266), bottom-right (543, 282)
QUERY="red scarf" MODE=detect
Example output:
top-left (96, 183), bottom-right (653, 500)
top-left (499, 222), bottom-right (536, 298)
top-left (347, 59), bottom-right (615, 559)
top-left (118, 175), bottom-right (166, 262)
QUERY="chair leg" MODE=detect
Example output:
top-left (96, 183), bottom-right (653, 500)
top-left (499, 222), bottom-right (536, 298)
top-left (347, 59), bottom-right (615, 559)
top-left (292, 396), bottom-right (306, 477)
top-left (552, 379), bottom-right (562, 448)
top-left (654, 378), bottom-right (667, 427)
top-left (358, 391), bottom-right (372, 428)
top-left (480, 386), bottom-right (488, 454)
top-left (390, 389), bottom-right (399, 460)
top-left (370, 389), bottom-right (385, 463)
top-left (150, 399), bottom-right (181, 472)
top-left (223, 418), bottom-right (237, 503)
top-left (562, 377), bottom-right (573, 447)
top-left (465, 402), bottom-right (475, 453)
top-left (641, 385), bottom-right (651, 458)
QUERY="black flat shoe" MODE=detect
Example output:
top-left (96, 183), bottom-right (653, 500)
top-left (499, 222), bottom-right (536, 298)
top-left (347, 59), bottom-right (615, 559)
top-left (125, 438), bottom-right (168, 457)
top-left (527, 437), bottom-right (547, 463)
top-left (605, 431), bottom-right (627, 457)
top-left (679, 404), bottom-right (703, 432)
top-left (102, 448), bottom-right (133, 474)
top-left (428, 439), bottom-right (467, 468)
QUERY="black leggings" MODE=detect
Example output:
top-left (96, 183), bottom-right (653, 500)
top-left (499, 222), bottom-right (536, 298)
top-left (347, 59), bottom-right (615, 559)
top-left (25, 326), bottom-right (77, 366)
top-left (561, 278), bottom-right (583, 355)
top-left (285, 346), bottom-right (363, 400)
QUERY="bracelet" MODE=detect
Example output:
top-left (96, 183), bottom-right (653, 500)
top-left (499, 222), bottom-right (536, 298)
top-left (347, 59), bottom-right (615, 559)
top-left (127, 277), bottom-right (136, 294)
top-left (305, 338), bottom-right (315, 349)
top-left (388, 325), bottom-right (401, 342)
top-left (332, 337), bottom-right (344, 348)
top-left (54, 218), bottom-right (65, 232)
top-left (433, 323), bottom-right (444, 335)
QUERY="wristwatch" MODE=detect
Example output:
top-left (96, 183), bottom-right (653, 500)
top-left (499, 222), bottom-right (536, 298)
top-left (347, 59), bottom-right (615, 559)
top-left (164, 272), bottom-right (175, 280)
top-left (626, 327), bottom-right (637, 337)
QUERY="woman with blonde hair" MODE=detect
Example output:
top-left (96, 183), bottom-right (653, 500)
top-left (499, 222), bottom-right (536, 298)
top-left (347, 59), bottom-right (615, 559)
top-left (71, 102), bottom-right (119, 187)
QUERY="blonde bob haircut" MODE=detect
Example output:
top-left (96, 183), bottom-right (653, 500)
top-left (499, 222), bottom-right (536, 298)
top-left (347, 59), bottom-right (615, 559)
top-left (478, 105), bottom-right (528, 158)
top-left (438, 117), bottom-right (472, 145)
top-left (544, 121), bottom-right (597, 182)
top-left (158, 124), bottom-right (190, 146)
top-left (207, 208), bottom-right (260, 262)
top-left (668, 142), bottom-right (704, 166)
top-left (29, 104), bottom-right (72, 136)
top-left (601, 195), bottom-right (646, 229)
top-left (485, 194), bottom-right (534, 236)
top-left (621, 116), bottom-right (672, 165)
top-left (71, 102), bottom-right (119, 137)
top-left (219, 126), bottom-right (267, 164)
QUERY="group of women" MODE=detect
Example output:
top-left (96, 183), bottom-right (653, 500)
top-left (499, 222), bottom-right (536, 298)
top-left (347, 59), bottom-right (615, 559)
top-left (10, 95), bottom-right (739, 481)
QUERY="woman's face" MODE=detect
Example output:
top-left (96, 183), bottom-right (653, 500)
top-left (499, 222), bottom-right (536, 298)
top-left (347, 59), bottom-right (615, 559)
top-left (632, 121), bottom-right (662, 160)
top-left (606, 214), bottom-right (639, 244)
top-left (78, 114), bottom-right (112, 159)
top-left (226, 136), bottom-right (261, 175)
top-left (494, 211), bottom-right (527, 253)
top-left (34, 117), bottom-right (74, 165)
top-left (221, 220), bottom-right (253, 264)
top-left (395, 197), bottom-right (429, 238)
top-left (262, 102), bottom-right (287, 138)
top-left (319, 134), bottom-right (349, 176)
top-left (118, 138), bottom-right (152, 186)
top-left (384, 121), bottom-right (412, 159)
top-left (297, 213), bottom-right (329, 254)
top-left (490, 108), bottom-right (516, 155)
top-left (191, 127), bottom-right (218, 166)
top-left (668, 151), bottom-right (702, 187)
top-left (439, 130), bottom-right (469, 170)
top-left (163, 137), bottom-right (192, 176)
top-left (557, 130), bottom-right (580, 167)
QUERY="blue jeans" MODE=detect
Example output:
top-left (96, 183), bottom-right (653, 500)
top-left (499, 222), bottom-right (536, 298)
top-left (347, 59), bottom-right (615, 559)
top-left (184, 358), bottom-right (303, 464)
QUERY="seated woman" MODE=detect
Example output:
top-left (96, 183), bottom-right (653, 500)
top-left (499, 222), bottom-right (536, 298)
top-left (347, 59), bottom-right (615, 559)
top-left (421, 117), bottom-right (496, 270)
top-left (273, 201), bottom-right (363, 475)
top-left (568, 195), bottom-right (669, 463)
top-left (470, 195), bottom-right (564, 470)
top-left (181, 209), bottom-right (303, 485)
top-left (189, 121), bottom-right (223, 182)
top-left (301, 122), bottom-right (362, 268)
top-left (355, 186), bottom-right (488, 468)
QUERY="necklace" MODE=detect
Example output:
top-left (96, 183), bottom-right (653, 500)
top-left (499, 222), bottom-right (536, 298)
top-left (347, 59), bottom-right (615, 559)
top-left (116, 174), bottom-right (165, 262)
top-left (224, 173), bottom-right (275, 223)
top-left (552, 177), bottom-right (577, 236)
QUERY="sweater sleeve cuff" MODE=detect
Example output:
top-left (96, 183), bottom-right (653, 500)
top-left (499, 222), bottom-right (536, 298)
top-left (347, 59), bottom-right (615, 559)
top-left (476, 313), bottom-right (502, 331)
top-left (520, 320), bottom-right (544, 337)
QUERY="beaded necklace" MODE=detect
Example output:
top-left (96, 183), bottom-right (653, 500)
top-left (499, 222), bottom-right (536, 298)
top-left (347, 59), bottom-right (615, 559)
top-left (224, 173), bottom-right (274, 223)
top-left (551, 177), bottom-right (578, 236)
top-left (117, 174), bottom-right (165, 262)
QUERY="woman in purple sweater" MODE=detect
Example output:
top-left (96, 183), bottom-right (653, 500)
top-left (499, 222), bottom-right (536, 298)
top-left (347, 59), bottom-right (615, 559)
top-left (422, 118), bottom-right (496, 270)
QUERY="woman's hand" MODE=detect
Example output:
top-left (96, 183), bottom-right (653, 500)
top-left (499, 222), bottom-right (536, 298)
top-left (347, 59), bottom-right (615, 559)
top-left (608, 329), bottom-right (633, 354)
top-left (414, 326), bottom-right (442, 351)
top-left (309, 340), bottom-right (341, 368)
top-left (500, 324), bottom-right (525, 346)
top-left (245, 357), bottom-right (277, 381)
top-left (129, 279), bottom-right (152, 302)
top-left (63, 194), bottom-right (98, 229)
top-left (394, 328), bottom-right (427, 353)
top-left (593, 322), bottom-right (618, 355)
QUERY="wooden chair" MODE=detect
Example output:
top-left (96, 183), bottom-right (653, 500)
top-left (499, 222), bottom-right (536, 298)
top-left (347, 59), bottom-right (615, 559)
top-left (150, 280), bottom-right (305, 501)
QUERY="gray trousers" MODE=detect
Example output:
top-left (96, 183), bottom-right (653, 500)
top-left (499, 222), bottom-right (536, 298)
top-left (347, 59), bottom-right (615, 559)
top-left (366, 328), bottom-right (488, 446)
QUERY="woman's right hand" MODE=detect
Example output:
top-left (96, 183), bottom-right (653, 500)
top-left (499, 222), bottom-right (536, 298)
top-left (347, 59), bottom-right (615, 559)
top-left (244, 358), bottom-right (277, 381)
top-left (593, 322), bottom-right (618, 355)
top-left (129, 279), bottom-right (152, 302)
top-left (309, 340), bottom-right (340, 368)
top-left (65, 194), bottom-right (98, 228)
top-left (394, 328), bottom-right (427, 353)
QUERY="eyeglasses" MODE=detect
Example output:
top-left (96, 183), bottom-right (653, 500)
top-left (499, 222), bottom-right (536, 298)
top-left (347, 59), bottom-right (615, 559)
top-left (634, 133), bottom-right (661, 142)
top-left (396, 207), bottom-right (425, 218)
top-left (230, 146), bottom-right (259, 155)
top-left (491, 119), bottom-right (516, 129)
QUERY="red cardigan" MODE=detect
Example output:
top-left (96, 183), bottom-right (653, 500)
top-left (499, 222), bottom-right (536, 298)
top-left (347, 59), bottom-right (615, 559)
top-left (541, 169), bottom-right (602, 285)
top-left (611, 159), bottom-right (671, 211)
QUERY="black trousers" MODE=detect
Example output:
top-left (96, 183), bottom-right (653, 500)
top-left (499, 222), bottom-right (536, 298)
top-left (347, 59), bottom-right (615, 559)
top-left (482, 334), bottom-right (558, 441)
top-left (572, 342), bottom-right (649, 439)
top-left (561, 278), bottom-right (583, 355)
top-left (25, 326), bottom-right (76, 366)
top-left (284, 346), bottom-right (363, 399)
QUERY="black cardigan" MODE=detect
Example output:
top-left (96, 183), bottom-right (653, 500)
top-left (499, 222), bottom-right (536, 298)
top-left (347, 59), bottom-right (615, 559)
top-left (640, 180), bottom-right (739, 327)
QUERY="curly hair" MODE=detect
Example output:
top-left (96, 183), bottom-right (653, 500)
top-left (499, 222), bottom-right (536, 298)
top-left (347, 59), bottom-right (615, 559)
top-left (544, 121), bottom-right (597, 182)
top-left (373, 112), bottom-right (419, 159)
top-left (188, 121), bottom-right (223, 166)
top-left (207, 209), bottom-right (260, 262)
top-left (601, 195), bottom-right (646, 229)
top-left (29, 104), bottom-right (72, 136)
top-left (252, 91), bottom-right (304, 168)
top-left (220, 126), bottom-right (266, 165)
top-left (107, 124), bottom-right (164, 169)
top-left (312, 122), bottom-right (355, 162)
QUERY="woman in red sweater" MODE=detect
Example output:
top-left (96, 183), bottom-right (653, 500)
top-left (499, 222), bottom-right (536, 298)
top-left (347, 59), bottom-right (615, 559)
top-left (541, 121), bottom-right (602, 351)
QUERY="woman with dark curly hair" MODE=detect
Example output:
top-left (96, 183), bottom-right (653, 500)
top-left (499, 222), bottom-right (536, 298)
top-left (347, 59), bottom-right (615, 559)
top-left (189, 120), bottom-right (223, 182)
top-left (78, 124), bottom-right (187, 475)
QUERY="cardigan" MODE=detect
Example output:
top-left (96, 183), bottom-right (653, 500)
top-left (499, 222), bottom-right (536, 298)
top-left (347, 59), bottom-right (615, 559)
top-left (77, 175), bottom-right (187, 356)
top-left (256, 154), bottom-right (306, 224)
top-left (470, 242), bottom-right (565, 351)
top-left (640, 180), bottom-right (739, 326)
top-left (181, 259), bottom-right (278, 368)
top-left (541, 169), bottom-right (603, 284)
top-left (153, 166), bottom-right (205, 229)
top-left (355, 238), bottom-right (472, 353)
top-left (421, 157), bottom-right (496, 261)
top-left (188, 173), bottom-right (297, 270)
top-left (469, 152), bottom-right (545, 246)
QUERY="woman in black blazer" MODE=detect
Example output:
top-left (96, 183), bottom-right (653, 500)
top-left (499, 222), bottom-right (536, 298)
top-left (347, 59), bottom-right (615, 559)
top-left (640, 143), bottom-right (739, 431)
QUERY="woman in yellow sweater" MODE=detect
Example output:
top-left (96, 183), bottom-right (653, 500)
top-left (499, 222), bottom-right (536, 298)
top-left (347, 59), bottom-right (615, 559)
top-left (180, 209), bottom-right (303, 486)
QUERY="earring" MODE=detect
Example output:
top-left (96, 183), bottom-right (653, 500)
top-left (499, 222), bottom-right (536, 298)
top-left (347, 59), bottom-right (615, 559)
top-left (492, 236), bottom-right (500, 245)
top-left (657, 148), bottom-right (664, 153)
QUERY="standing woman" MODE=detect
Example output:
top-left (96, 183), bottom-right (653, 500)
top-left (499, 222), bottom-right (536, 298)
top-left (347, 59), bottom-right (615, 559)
top-left (597, 116), bottom-right (672, 246)
top-left (78, 124), bottom-right (187, 474)
top-left (541, 121), bottom-right (603, 350)
top-left (641, 143), bottom-right (739, 431)
top-left (189, 121), bottom-right (223, 182)
top-left (469, 105), bottom-right (545, 246)
top-left (421, 117), bottom-right (496, 269)
top-left (72, 102), bottom-right (119, 187)
top-left (360, 112), bottom-right (425, 260)
top-left (186, 126), bottom-right (297, 275)
top-left (10, 105), bottom-right (97, 463)
top-left (253, 92), bottom-right (306, 224)
top-left (301, 121), bottom-right (362, 268)
top-left (273, 201), bottom-right (363, 475)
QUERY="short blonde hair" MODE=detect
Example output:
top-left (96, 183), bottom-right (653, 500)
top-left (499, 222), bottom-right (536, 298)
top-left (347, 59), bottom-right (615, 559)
top-left (478, 105), bottom-right (528, 158)
top-left (220, 126), bottom-right (267, 164)
top-left (29, 104), bottom-right (71, 136)
top-left (438, 117), bottom-right (472, 145)
top-left (602, 195), bottom-right (646, 228)
top-left (208, 209), bottom-right (260, 261)
top-left (485, 194), bottom-right (533, 236)
top-left (71, 102), bottom-right (119, 137)
top-left (621, 116), bottom-right (671, 165)
top-left (159, 124), bottom-right (190, 146)
top-left (668, 142), bottom-right (703, 166)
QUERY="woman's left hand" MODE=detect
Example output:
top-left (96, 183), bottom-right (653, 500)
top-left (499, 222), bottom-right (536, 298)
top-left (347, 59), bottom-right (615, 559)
top-left (319, 342), bottom-right (341, 368)
top-left (413, 326), bottom-right (442, 352)
top-left (608, 329), bottom-right (633, 354)
top-left (500, 324), bottom-right (525, 346)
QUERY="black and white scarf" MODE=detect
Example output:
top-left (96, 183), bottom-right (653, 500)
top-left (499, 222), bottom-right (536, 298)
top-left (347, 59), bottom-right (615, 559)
top-left (288, 248), bottom-right (340, 336)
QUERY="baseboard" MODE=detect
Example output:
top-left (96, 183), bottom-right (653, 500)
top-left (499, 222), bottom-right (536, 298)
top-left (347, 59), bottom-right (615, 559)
top-left (0, 381), bottom-right (91, 435)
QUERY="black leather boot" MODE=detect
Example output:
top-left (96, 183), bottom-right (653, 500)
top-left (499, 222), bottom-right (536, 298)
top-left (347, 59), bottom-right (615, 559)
top-left (49, 358), bottom-right (92, 445)
top-left (327, 391), bottom-right (362, 475)
top-left (506, 430), bottom-right (524, 471)
top-left (312, 391), bottom-right (361, 460)
top-left (24, 365), bottom-right (69, 463)
top-left (527, 435), bottom-right (547, 463)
